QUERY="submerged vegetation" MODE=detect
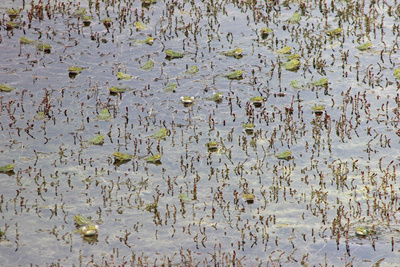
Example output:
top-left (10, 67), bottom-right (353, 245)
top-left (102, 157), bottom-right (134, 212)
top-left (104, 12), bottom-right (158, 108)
top-left (1, 0), bottom-right (400, 266)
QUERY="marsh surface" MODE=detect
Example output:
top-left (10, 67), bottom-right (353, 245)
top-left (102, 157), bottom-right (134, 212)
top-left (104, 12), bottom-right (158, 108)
top-left (1, 0), bottom-right (400, 265)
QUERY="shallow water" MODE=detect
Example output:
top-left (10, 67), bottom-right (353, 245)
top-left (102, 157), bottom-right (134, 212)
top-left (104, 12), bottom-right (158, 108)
top-left (1, 0), bottom-right (400, 265)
